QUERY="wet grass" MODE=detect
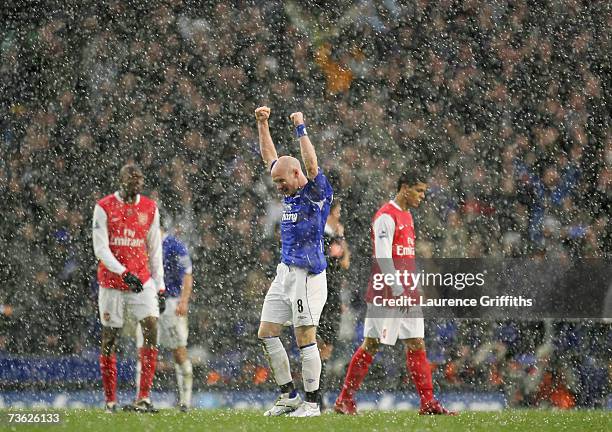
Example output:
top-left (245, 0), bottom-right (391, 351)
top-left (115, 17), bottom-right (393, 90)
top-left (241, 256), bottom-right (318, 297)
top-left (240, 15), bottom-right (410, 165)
top-left (0, 408), bottom-right (610, 432)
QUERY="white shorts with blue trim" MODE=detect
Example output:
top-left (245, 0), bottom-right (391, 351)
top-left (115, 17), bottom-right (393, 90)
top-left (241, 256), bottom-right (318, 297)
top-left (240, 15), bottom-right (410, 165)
top-left (260, 263), bottom-right (327, 327)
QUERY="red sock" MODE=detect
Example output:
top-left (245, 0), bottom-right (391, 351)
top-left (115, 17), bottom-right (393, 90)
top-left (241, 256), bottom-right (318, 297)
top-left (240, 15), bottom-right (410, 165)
top-left (137, 347), bottom-right (158, 400)
top-left (406, 349), bottom-right (434, 406)
top-left (338, 346), bottom-right (374, 400)
top-left (100, 354), bottom-right (117, 403)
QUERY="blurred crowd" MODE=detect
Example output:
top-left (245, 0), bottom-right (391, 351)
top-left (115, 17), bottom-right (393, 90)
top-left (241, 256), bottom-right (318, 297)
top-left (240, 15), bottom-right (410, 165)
top-left (0, 0), bottom-right (610, 407)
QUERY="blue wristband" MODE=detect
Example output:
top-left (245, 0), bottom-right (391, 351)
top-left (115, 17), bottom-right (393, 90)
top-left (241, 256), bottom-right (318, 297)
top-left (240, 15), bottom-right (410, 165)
top-left (295, 124), bottom-right (307, 138)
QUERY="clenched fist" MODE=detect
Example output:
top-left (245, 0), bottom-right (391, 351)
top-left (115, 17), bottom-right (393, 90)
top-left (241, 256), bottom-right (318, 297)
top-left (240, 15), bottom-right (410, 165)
top-left (255, 106), bottom-right (271, 123)
top-left (290, 112), bottom-right (304, 126)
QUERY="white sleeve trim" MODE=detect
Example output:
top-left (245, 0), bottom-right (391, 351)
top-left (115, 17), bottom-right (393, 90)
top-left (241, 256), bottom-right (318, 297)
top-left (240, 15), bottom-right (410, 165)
top-left (146, 208), bottom-right (166, 292)
top-left (373, 213), bottom-right (403, 296)
top-left (92, 204), bottom-right (126, 275)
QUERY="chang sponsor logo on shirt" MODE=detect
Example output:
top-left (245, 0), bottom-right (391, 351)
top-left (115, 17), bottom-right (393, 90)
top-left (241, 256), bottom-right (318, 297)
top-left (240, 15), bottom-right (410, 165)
top-left (282, 211), bottom-right (298, 223)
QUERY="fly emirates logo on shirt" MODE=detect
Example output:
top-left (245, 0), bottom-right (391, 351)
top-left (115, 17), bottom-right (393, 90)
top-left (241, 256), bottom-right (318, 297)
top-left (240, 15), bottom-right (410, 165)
top-left (395, 237), bottom-right (415, 256)
top-left (110, 228), bottom-right (145, 247)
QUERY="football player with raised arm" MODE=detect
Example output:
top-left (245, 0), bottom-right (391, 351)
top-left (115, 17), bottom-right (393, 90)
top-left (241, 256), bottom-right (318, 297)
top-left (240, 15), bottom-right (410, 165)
top-left (255, 106), bottom-right (333, 417)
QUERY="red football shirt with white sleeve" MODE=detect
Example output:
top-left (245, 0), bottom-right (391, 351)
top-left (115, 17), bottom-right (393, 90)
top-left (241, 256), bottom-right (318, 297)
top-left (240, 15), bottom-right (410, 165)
top-left (92, 192), bottom-right (165, 292)
top-left (365, 200), bottom-right (417, 303)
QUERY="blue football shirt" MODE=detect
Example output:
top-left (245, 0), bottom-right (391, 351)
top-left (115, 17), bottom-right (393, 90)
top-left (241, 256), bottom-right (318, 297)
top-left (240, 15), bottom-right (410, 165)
top-left (162, 234), bottom-right (192, 298)
top-left (279, 169), bottom-right (333, 274)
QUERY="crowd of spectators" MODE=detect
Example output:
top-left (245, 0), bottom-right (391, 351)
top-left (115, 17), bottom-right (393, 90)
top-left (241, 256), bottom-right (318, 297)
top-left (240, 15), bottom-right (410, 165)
top-left (0, 1), bottom-right (609, 407)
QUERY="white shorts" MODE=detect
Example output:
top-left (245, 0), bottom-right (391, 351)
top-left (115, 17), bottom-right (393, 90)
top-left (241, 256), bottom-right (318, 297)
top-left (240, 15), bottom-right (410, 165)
top-left (135, 297), bottom-right (189, 349)
top-left (260, 263), bottom-right (327, 327)
top-left (363, 303), bottom-right (424, 345)
top-left (98, 280), bottom-right (159, 328)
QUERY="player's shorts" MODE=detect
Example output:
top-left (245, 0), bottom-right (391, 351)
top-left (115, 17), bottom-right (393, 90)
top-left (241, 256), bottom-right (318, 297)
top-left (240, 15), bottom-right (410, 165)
top-left (134, 297), bottom-right (189, 349)
top-left (260, 263), bottom-right (327, 328)
top-left (98, 279), bottom-right (159, 328)
top-left (363, 303), bottom-right (424, 345)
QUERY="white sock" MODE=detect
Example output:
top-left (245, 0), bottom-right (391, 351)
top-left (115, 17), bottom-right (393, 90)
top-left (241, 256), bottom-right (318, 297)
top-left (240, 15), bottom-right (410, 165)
top-left (174, 362), bottom-right (183, 404)
top-left (175, 359), bottom-right (193, 407)
top-left (135, 360), bottom-right (141, 399)
top-left (261, 337), bottom-right (292, 387)
top-left (300, 343), bottom-right (321, 393)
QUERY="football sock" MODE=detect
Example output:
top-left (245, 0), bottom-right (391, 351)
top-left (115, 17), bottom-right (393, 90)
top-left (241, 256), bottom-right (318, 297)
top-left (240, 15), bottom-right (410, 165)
top-left (100, 354), bottom-right (117, 403)
top-left (300, 343), bottom-right (321, 397)
top-left (135, 360), bottom-right (141, 397)
top-left (261, 337), bottom-right (293, 389)
top-left (305, 389), bottom-right (321, 404)
top-left (338, 346), bottom-right (373, 400)
top-left (137, 347), bottom-right (158, 400)
top-left (175, 359), bottom-right (193, 406)
top-left (406, 349), bottom-right (434, 406)
top-left (280, 382), bottom-right (297, 396)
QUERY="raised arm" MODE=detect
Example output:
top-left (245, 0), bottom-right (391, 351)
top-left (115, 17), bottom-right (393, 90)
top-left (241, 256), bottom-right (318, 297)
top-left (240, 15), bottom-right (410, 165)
top-left (255, 106), bottom-right (278, 172)
top-left (290, 112), bottom-right (318, 179)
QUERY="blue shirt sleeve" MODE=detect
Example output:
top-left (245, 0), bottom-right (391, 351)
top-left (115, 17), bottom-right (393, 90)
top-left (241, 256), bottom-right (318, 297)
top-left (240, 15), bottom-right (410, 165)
top-left (303, 169), bottom-right (333, 203)
top-left (175, 240), bottom-right (192, 273)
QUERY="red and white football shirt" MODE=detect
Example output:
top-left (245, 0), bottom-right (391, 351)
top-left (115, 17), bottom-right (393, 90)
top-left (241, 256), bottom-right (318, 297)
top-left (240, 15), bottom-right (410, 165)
top-left (92, 192), bottom-right (165, 292)
top-left (365, 200), bottom-right (417, 303)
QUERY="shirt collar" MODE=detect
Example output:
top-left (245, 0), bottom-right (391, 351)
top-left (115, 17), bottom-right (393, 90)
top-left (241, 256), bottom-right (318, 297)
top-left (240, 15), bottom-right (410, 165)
top-left (115, 191), bottom-right (141, 204)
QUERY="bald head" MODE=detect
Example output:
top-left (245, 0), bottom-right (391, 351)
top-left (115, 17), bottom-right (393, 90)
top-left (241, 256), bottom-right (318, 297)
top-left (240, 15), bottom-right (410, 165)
top-left (271, 156), bottom-right (301, 175)
top-left (271, 156), bottom-right (307, 196)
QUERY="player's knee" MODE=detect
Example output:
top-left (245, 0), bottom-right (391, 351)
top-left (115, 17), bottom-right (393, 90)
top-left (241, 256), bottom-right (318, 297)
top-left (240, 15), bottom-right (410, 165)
top-left (140, 316), bottom-right (158, 329)
top-left (101, 330), bottom-right (118, 355)
top-left (361, 337), bottom-right (380, 354)
top-left (140, 316), bottom-right (157, 333)
top-left (258, 322), bottom-right (281, 339)
top-left (173, 347), bottom-right (188, 364)
top-left (295, 326), bottom-right (316, 347)
top-left (404, 337), bottom-right (425, 351)
top-left (140, 323), bottom-right (158, 347)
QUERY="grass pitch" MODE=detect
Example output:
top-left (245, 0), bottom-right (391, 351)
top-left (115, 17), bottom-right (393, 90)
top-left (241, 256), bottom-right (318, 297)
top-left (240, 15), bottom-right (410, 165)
top-left (1, 409), bottom-right (610, 432)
